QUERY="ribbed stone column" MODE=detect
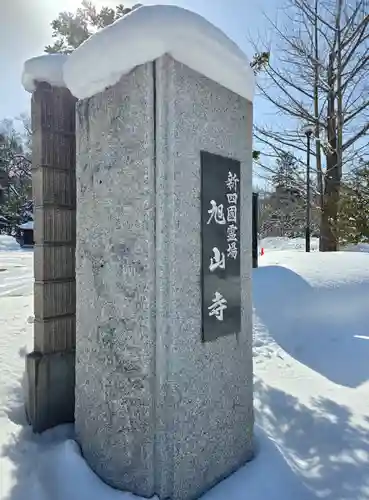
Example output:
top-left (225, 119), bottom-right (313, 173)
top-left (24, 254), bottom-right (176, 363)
top-left (26, 81), bottom-right (76, 433)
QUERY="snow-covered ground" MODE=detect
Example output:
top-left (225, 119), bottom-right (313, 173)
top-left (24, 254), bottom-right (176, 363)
top-left (0, 236), bottom-right (23, 253)
top-left (260, 236), bottom-right (320, 252)
top-left (254, 250), bottom-right (369, 499)
top-left (0, 242), bottom-right (34, 499)
top-left (1, 235), bottom-right (369, 500)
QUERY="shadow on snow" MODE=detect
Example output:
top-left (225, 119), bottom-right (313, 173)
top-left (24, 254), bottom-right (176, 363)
top-left (253, 265), bottom-right (369, 388)
top-left (255, 379), bottom-right (369, 499)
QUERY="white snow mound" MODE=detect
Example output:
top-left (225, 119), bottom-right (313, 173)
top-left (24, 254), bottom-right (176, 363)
top-left (31, 430), bottom-right (312, 500)
top-left (63, 4), bottom-right (255, 101)
top-left (254, 251), bottom-right (369, 388)
top-left (0, 235), bottom-right (21, 251)
top-left (22, 54), bottom-right (68, 93)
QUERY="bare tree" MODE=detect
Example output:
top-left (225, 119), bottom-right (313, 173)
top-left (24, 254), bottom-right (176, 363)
top-left (0, 120), bottom-right (32, 233)
top-left (253, 0), bottom-right (368, 250)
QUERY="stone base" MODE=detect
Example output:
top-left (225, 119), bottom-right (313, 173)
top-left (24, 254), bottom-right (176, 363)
top-left (26, 350), bottom-right (75, 433)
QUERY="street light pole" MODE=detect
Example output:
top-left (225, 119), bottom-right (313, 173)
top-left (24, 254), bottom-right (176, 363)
top-left (306, 131), bottom-right (311, 253)
top-left (303, 125), bottom-right (313, 253)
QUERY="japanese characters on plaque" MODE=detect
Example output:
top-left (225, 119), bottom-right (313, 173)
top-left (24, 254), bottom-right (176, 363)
top-left (201, 151), bottom-right (241, 342)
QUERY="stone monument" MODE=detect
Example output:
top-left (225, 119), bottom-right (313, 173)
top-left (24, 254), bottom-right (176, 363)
top-left (23, 4), bottom-right (254, 499)
top-left (65, 5), bottom-right (255, 499)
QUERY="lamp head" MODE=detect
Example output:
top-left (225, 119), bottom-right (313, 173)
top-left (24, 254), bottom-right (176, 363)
top-left (302, 124), bottom-right (314, 137)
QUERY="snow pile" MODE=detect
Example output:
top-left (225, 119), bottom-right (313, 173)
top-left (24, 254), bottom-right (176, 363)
top-left (344, 242), bottom-right (369, 253)
top-left (26, 439), bottom-right (151, 500)
top-left (63, 4), bottom-right (254, 101)
top-left (254, 251), bottom-right (369, 388)
top-left (253, 250), bottom-right (369, 498)
top-left (22, 54), bottom-right (68, 93)
top-left (29, 427), bottom-right (311, 500)
top-left (260, 237), bottom-right (369, 254)
top-left (0, 235), bottom-right (21, 252)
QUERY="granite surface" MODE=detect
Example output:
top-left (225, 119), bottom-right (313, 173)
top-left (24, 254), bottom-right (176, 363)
top-left (154, 55), bottom-right (253, 500)
top-left (75, 62), bottom-right (156, 496)
top-left (75, 55), bottom-right (253, 500)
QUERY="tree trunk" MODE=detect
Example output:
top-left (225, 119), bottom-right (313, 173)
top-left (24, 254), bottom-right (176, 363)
top-left (320, 51), bottom-right (340, 252)
top-left (314, 0), bottom-right (324, 213)
top-left (320, 172), bottom-right (340, 251)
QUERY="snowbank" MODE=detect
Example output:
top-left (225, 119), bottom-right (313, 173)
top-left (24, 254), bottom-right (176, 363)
top-left (0, 235), bottom-right (21, 251)
top-left (253, 249), bottom-right (369, 499)
top-left (63, 4), bottom-right (254, 101)
top-left (28, 439), bottom-right (146, 500)
top-left (28, 428), bottom-right (313, 500)
top-left (344, 242), bottom-right (369, 253)
top-left (22, 54), bottom-right (68, 93)
top-left (260, 237), bottom-right (369, 254)
top-left (254, 251), bottom-right (369, 388)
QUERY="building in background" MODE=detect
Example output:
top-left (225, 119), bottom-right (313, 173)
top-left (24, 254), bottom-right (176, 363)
top-left (18, 220), bottom-right (34, 247)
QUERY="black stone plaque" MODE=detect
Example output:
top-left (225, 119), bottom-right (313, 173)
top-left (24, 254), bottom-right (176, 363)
top-left (201, 151), bottom-right (241, 342)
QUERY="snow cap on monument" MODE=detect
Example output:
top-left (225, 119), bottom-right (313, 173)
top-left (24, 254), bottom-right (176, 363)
top-left (21, 54), bottom-right (68, 93)
top-left (63, 4), bottom-right (255, 101)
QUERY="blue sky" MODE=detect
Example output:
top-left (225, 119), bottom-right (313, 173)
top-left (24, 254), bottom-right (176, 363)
top-left (0, 0), bottom-right (278, 121)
